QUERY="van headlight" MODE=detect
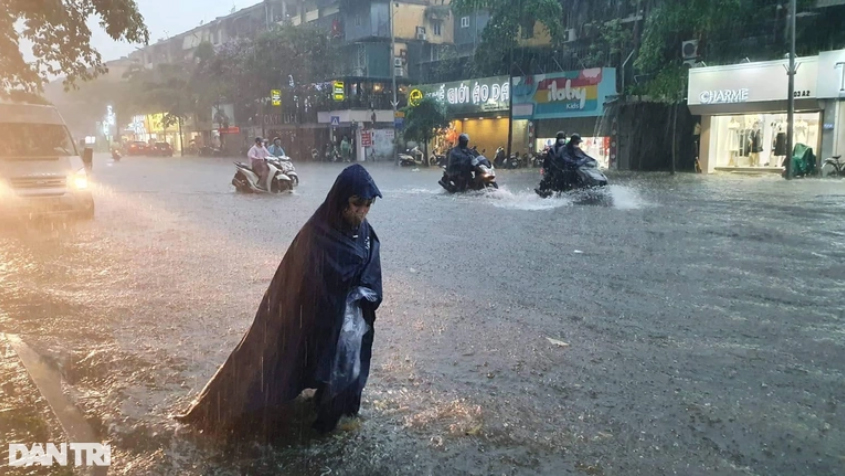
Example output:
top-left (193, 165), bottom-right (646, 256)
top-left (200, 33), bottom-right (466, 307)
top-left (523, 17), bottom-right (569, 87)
top-left (72, 168), bottom-right (88, 190)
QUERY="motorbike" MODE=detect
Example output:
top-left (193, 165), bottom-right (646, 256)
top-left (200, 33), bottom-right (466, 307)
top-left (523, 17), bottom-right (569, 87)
top-left (430, 151), bottom-right (447, 167)
top-left (111, 148), bottom-right (122, 162)
top-left (232, 155), bottom-right (299, 193)
top-left (397, 147), bottom-right (435, 167)
top-left (822, 154), bottom-right (844, 177)
top-left (438, 155), bottom-right (499, 193)
top-left (535, 156), bottom-right (608, 198)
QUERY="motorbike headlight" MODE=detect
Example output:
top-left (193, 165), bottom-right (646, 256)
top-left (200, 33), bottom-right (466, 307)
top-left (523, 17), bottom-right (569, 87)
top-left (72, 168), bottom-right (88, 190)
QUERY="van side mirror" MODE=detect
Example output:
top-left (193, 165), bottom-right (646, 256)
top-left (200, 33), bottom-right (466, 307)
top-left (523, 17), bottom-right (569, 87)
top-left (82, 147), bottom-right (94, 172)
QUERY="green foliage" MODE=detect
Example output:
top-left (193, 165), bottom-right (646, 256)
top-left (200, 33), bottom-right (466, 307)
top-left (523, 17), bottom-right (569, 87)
top-left (451, 0), bottom-right (564, 75)
top-left (1, 0), bottom-right (149, 96)
top-left (402, 97), bottom-right (449, 156)
top-left (631, 0), bottom-right (821, 101)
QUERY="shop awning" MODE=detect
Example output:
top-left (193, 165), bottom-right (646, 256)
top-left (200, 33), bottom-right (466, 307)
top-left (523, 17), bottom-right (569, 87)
top-left (688, 98), bottom-right (824, 116)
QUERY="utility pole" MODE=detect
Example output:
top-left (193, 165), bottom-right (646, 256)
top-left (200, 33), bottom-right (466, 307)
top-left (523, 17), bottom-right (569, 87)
top-left (390, 1), bottom-right (399, 155)
top-left (785, 0), bottom-right (797, 180)
top-left (506, 46), bottom-right (514, 159)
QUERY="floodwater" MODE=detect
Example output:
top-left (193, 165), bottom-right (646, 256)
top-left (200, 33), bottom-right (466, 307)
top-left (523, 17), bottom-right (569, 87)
top-left (1, 156), bottom-right (843, 475)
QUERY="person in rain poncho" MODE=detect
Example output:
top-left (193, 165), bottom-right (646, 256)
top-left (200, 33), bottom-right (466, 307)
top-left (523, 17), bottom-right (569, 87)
top-left (176, 164), bottom-right (383, 434)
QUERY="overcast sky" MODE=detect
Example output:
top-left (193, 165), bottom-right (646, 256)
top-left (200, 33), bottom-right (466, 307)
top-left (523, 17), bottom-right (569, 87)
top-left (86, 0), bottom-right (258, 61)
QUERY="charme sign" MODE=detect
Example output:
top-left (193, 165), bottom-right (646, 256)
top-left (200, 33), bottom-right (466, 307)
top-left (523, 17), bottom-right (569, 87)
top-left (512, 68), bottom-right (617, 120)
top-left (698, 88), bottom-right (750, 104)
top-left (687, 57), bottom-right (819, 109)
top-left (413, 76), bottom-right (510, 115)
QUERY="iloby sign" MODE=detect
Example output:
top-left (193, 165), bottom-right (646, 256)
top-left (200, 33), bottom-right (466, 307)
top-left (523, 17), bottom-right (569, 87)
top-left (512, 68), bottom-right (616, 120)
top-left (9, 443), bottom-right (111, 467)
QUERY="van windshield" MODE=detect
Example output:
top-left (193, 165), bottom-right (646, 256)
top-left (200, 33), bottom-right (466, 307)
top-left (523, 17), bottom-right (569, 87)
top-left (0, 123), bottom-right (77, 158)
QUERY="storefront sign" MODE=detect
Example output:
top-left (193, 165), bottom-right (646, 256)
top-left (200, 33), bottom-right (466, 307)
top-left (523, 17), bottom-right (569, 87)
top-left (333, 81), bottom-right (345, 102)
top-left (512, 68), bottom-right (616, 120)
top-left (219, 127), bottom-right (240, 134)
top-left (408, 89), bottom-right (424, 107)
top-left (688, 58), bottom-right (818, 107)
top-left (412, 76), bottom-right (510, 116)
top-left (271, 89), bottom-right (282, 107)
top-left (817, 49), bottom-right (845, 98)
top-left (361, 131), bottom-right (373, 147)
top-left (698, 88), bottom-right (749, 104)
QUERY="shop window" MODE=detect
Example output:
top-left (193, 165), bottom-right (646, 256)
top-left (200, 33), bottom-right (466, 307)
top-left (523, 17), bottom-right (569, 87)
top-left (707, 113), bottom-right (821, 170)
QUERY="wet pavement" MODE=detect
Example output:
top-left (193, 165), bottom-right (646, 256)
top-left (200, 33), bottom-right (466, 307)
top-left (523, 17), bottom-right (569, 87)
top-left (1, 154), bottom-right (844, 475)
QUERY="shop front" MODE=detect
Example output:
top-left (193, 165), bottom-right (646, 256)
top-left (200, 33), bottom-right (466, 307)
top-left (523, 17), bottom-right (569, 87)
top-left (817, 49), bottom-right (845, 163)
top-left (688, 56), bottom-right (823, 173)
top-left (512, 68), bottom-right (617, 168)
top-left (411, 76), bottom-right (520, 157)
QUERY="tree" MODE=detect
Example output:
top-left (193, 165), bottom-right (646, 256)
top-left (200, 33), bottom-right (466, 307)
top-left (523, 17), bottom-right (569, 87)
top-left (1, 0), bottom-right (149, 96)
top-left (632, 0), bottom-right (824, 102)
top-left (451, 0), bottom-right (565, 76)
top-left (401, 97), bottom-right (450, 166)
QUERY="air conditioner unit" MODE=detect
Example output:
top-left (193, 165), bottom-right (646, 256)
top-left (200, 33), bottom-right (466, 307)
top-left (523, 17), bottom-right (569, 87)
top-left (563, 28), bottom-right (578, 43)
top-left (417, 32), bottom-right (427, 41)
top-left (682, 40), bottom-right (699, 60)
top-left (394, 57), bottom-right (403, 67)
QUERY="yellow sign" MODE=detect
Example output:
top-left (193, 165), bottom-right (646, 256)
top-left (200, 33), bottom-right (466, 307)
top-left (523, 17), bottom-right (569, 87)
top-left (394, 111), bottom-right (405, 118)
top-left (408, 88), bottom-right (424, 107)
top-left (333, 81), bottom-right (345, 102)
top-left (271, 89), bottom-right (282, 107)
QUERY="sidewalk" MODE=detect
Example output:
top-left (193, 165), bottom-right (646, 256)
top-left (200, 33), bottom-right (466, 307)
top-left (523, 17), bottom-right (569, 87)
top-left (0, 333), bottom-right (69, 475)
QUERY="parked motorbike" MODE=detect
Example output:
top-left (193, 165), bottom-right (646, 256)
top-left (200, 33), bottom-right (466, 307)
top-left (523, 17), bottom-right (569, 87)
top-left (398, 147), bottom-right (435, 167)
top-left (430, 151), bottom-right (447, 167)
top-left (535, 157), bottom-right (608, 198)
top-left (231, 155), bottom-right (298, 193)
top-left (438, 156), bottom-right (499, 193)
top-left (200, 146), bottom-right (223, 157)
top-left (822, 155), bottom-right (844, 178)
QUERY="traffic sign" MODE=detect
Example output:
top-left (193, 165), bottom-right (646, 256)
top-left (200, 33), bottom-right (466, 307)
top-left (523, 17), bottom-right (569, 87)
top-left (394, 118), bottom-right (404, 129)
top-left (330, 116), bottom-right (341, 127)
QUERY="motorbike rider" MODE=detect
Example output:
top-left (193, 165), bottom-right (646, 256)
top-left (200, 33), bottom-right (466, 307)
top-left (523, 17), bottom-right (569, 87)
top-left (556, 133), bottom-right (590, 188)
top-left (248, 137), bottom-right (272, 190)
top-left (267, 137), bottom-right (286, 157)
top-left (447, 133), bottom-right (476, 189)
top-left (538, 131), bottom-right (567, 193)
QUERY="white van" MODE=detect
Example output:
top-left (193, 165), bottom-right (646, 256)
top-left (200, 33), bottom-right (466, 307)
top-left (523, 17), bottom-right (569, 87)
top-left (0, 101), bottom-right (94, 219)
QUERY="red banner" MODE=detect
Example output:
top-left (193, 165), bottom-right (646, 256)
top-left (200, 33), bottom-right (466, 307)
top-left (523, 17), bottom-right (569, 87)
top-left (219, 127), bottom-right (240, 134)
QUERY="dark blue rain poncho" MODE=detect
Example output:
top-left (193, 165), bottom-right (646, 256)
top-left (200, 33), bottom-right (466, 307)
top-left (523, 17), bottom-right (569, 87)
top-left (176, 164), bottom-right (383, 434)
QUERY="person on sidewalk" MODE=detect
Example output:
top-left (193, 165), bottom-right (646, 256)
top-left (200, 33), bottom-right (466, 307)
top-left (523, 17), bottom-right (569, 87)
top-left (176, 164), bottom-right (383, 435)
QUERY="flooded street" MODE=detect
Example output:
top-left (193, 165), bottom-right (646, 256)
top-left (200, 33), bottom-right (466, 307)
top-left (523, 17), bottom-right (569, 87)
top-left (2, 155), bottom-right (844, 475)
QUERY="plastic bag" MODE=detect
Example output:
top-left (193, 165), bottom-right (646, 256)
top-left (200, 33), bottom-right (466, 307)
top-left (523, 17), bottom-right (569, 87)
top-left (329, 287), bottom-right (378, 393)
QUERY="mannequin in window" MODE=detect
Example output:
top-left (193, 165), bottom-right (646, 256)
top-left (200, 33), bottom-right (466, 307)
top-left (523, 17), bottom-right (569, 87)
top-left (749, 121), bottom-right (763, 167)
top-left (773, 122), bottom-right (787, 157)
top-left (727, 118), bottom-right (741, 167)
top-left (795, 118), bottom-right (809, 146)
